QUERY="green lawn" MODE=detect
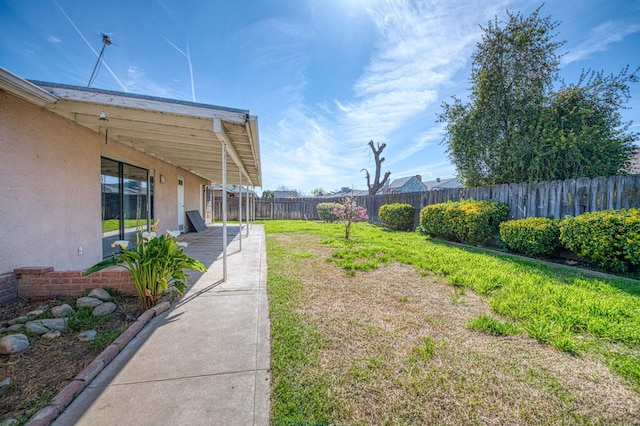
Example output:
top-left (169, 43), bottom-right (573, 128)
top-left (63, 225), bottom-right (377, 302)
top-left (265, 220), bottom-right (640, 424)
top-left (102, 219), bottom-right (149, 232)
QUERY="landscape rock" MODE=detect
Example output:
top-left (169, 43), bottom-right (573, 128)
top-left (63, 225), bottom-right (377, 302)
top-left (25, 318), bottom-right (67, 335)
top-left (89, 288), bottom-right (112, 301)
top-left (26, 308), bottom-right (47, 317)
top-left (7, 324), bottom-right (25, 332)
top-left (42, 330), bottom-right (62, 340)
top-left (78, 330), bottom-right (97, 341)
top-left (7, 316), bottom-right (34, 325)
top-left (92, 302), bottom-right (117, 317)
top-left (76, 297), bottom-right (103, 308)
top-left (52, 304), bottom-right (74, 318)
top-left (0, 377), bottom-right (10, 387)
top-left (0, 334), bottom-right (30, 354)
top-left (0, 327), bottom-right (6, 333)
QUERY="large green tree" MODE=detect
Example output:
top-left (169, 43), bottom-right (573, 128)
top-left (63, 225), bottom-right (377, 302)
top-left (439, 6), bottom-right (637, 186)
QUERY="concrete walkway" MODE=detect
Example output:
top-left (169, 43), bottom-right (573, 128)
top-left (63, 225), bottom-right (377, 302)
top-left (54, 224), bottom-right (270, 426)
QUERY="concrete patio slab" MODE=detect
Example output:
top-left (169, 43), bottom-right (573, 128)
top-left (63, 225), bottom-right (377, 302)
top-left (52, 224), bottom-right (270, 426)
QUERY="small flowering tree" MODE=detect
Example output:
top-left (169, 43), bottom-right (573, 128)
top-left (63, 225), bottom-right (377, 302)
top-left (333, 197), bottom-right (369, 239)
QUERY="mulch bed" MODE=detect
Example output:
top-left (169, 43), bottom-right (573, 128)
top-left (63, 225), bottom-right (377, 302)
top-left (0, 295), bottom-right (143, 422)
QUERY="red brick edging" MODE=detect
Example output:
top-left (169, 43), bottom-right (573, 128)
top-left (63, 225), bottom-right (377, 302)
top-left (25, 301), bottom-right (171, 426)
top-left (14, 266), bottom-right (137, 301)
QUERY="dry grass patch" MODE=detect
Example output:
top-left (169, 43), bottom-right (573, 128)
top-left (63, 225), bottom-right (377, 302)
top-left (270, 233), bottom-right (640, 425)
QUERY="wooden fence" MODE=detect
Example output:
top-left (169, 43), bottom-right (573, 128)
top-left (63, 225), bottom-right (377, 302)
top-left (214, 174), bottom-right (640, 227)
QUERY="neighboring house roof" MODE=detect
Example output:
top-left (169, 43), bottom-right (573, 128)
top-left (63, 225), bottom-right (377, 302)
top-left (422, 177), bottom-right (462, 190)
top-left (388, 176), bottom-right (411, 189)
top-left (274, 191), bottom-right (299, 199)
top-left (315, 189), bottom-right (369, 198)
top-left (0, 66), bottom-right (261, 187)
top-left (386, 175), bottom-right (427, 193)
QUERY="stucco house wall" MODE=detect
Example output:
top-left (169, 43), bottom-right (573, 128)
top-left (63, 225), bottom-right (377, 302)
top-left (0, 89), bottom-right (209, 274)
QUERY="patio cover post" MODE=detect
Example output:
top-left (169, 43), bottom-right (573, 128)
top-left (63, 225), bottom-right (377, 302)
top-left (238, 169), bottom-right (242, 251)
top-left (221, 143), bottom-right (228, 281)
top-left (245, 185), bottom-right (250, 236)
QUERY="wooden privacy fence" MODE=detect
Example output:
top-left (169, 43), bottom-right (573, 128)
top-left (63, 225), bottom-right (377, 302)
top-left (214, 174), bottom-right (640, 226)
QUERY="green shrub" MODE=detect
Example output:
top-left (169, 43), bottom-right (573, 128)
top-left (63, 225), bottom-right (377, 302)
top-left (559, 208), bottom-right (640, 273)
top-left (317, 203), bottom-right (343, 222)
top-left (500, 217), bottom-right (560, 257)
top-left (379, 203), bottom-right (415, 231)
top-left (419, 202), bottom-right (454, 240)
top-left (419, 199), bottom-right (509, 245)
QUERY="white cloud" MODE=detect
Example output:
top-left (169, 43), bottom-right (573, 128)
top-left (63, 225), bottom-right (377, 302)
top-left (563, 21), bottom-right (640, 65)
top-left (124, 66), bottom-right (187, 99)
top-left (389, 126), bottom-right (443, 165)
top-left (337, 0), bottom-right (512, 144)
top-left (259, 0), bottom-right (519, 191)
top-left (47, 35), bottom-right (61, 43)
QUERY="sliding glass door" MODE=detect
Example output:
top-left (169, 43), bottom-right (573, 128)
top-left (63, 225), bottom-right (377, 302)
top-left (101, 158), bottom-right (153, 257)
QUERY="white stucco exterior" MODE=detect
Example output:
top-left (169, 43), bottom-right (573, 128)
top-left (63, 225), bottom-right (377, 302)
top-left (0, 90), bottom-right (210, 273)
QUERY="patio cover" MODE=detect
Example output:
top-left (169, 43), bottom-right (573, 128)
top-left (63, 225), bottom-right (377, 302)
top-left (0, 67), bottom-right (261, 187)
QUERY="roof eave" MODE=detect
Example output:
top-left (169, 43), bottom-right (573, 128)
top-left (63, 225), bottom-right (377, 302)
top-left (0, 67), bottom-right (58, 106)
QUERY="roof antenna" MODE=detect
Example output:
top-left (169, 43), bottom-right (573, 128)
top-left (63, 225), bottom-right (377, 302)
top-left (88, 33), bottom-right (115, 87)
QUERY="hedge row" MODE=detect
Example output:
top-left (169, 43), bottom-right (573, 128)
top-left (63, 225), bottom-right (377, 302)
top-left (418, 198), bottom-right (639, 274)
top-left (559, 209), bottom-right (640, 273)
top-left (499, 209), bottom-right (640, 274)
top-left (379, 203), bottom-right (415, 231)
top-left (499, 217), bottom-right (560, 258)
top-left (419, 199), bottom-right (509, 246)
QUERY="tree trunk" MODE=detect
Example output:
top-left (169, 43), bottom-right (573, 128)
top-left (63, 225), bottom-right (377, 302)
top-left (363, 140), bottom-right (391, 195)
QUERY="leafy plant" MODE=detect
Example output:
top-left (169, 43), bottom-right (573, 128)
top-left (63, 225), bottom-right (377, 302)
top-left (420, 199), bottom-right (508, 245)
top-left (333, 197), bottom-right (368, 239)
top-left (500, 217), bottom-right (560, 257)
top-left (379, 203), bottom-right (415, 231)
top-left (85, 229), bottom-right (207, 309)
top-left (438, 5), bottom-right (637, 186)
top-left (317, 202), bottom-right (343, 222)
top-left (559, 208), bottom-right (640, 274)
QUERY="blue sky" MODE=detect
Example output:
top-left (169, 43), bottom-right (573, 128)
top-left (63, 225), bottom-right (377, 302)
top-left (1, 0), bottom-right (639, 194)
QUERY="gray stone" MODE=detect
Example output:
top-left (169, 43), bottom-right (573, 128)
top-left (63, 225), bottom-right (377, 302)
top-left (0, 418), bottom-right (20, 426)
top-left (76, 297), bottom-right (103, 308)
top-left (7, 315), bottom-right (34, 325)
top-left (25, 318), bottom-right (67, 335)
top-left (42, 330), bottom-right (62, 339)
top-left (92, 302), bottom-right (117, 317)
top-left (89, 287), bottom-right (112, 301)
top-left (0, 377), bottom-right (10, 387)
top-left (26, 308), bottom-right (47, 317)
top-left (0, 327), bottom-right (6, 334)
top-left (0, 334), bottom-right (30, 354)
top-left (7, 324), bottom-right (24, 332)
top-left (52, 304), bottom-right (75, 318)
top-left (78, 330), bottom-right (97, 342)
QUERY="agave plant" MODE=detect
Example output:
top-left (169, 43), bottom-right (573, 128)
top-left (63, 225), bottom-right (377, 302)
top-left (86, 228), bottom-right (207, 309)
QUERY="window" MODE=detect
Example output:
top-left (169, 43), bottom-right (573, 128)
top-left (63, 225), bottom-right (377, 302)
top-left (101, 158), bottom-right (154, 257)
